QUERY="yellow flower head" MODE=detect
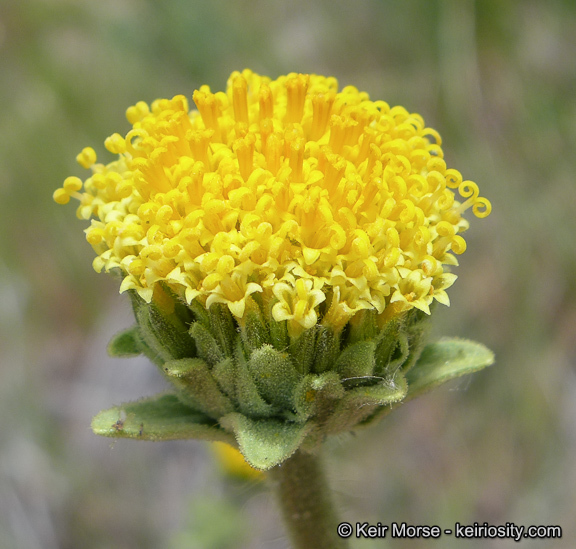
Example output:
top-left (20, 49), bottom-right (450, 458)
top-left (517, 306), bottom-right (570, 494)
top-left (55, 70), bottom-right (490, 334)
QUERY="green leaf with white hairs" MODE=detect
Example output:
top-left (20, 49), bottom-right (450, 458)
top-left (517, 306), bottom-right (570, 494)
top-left (91, 394), bottom-right (233, 443)
top-left (247, 345), bottom-right (301, 409)
top-left (163, 358), bottom-right (235, 419)
top-left (220, 413), bottom-right (313, 470)
top-left (131, 300), bottom-right (196, 365)
top-left (241, 297), bottom-right (271, 351)
top-left (134, 305), bottom-right (173, 365)
top-left (335, 340), bottom-right (376, 380)
top-left (212, 357), bottom-right (237, 400)
top-left (268, 314), bottom-right (289, 351)
top-left (346, 309), bottom-right (379, 344)
top-left (375, 329), bottom-right (409, 375)
top-left (289, 327), bottom-right (316, 374)
top-left (325, 373), bottom-right (408, 433)
top-left (189, 321), bottom-right (225, 366)
top-left (373, 318), bottom-right (403, 372)
top-left (405, 338), bottom-right (495, 400)
top-left (312, 326), bottom-right (341, 373)
top-left (234, 339), bottom-right (275, 417)
top-left (401, 307), bottom-right (432, 373)
top-left (107, 326), bottom-right (143, 357)
top-left (145, 300), bottom-right (196, 360)
top-left (293, 371), bottom-right (344, 422)
top-left (208, 303), bottom-right (237, 358)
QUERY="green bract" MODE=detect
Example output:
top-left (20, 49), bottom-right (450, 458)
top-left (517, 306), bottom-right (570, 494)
top-left (91, 287), bottom-right (494, 470)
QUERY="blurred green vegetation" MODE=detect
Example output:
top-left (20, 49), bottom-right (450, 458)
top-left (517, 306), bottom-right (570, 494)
top-left (1, 0), bottom-right (574, 548)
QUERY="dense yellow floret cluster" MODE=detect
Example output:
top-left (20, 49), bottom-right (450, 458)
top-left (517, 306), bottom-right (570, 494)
top-left (55, 69), bottom-right (490, 334)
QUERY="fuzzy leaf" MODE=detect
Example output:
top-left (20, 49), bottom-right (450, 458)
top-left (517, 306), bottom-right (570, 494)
top-left (386, 332), bottom-right (409, 372)
top-left (405, 338), bottom-right (494, 399)
top-left (335, 340), bottom-right (376, 380)
top-left (135, 302), bottom-right (195, 364)
top-left (269, 316), bottom-right (289, 351)
top-left (374, 325), bottom-right (409, 375)
top-left (134, 306), bottom-right (173, 365)
top-left (91, 394), bottom-right (233, 443)
top-left (220, 413), bottom-right (313, 470)
top-left (373, 318), bottom-right (403, 373)
top-left (107, 326), bottom-right (143, 357)
top-left (312, 326), bottom-right (341, 373)
top-left (189, 322), bottom-right (224, 366)
top-left (241, 297), bottom-right (270, 351)
top-left (346, 309), bottom-right (379, 344)
top-left (208, 303), bottom-right (237, 358)
top-left (293, 372), bottom-right (345, 422)
top-left (247, 345), bottom-right (301, 409)
top-left (212, 357), bottom-right (237, 400)
top-left (325, 373), bottom-right (407, 433)
top-left (146, 300), bottom-right (195, 359)
top-left (188, 298), bottom-right (211, 328)
top-left (400, 307), bottom-right (432, 373)
top-left (163, 358), bottom-right (234, 419)
top-left (234, 340), bottom-right (275, 417)
top-left (289, 328), bottom-right (316, 374)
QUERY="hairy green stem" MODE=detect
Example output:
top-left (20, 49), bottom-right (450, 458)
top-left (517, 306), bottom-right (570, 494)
top-left (268, 449), bottom-right (349, 549)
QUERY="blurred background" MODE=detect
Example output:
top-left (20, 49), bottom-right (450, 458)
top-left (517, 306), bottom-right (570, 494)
top-left (1, 0), bottom-right (575, 547)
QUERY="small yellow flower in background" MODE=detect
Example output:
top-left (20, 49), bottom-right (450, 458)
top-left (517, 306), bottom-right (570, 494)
top-left (212, 441), bottom-right (264, 481)
top-left (55, 69), bottom-right (491, 335)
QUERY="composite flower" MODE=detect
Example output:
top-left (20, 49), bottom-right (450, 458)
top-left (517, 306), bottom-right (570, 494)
top-left (60, 70), bottom-right (495, 476)
top-left (55, 69), bottom-right (490, 333)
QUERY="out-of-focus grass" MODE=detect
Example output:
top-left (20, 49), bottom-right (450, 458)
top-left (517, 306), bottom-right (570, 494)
top-left (1, 1), bottom-right (574, 547)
